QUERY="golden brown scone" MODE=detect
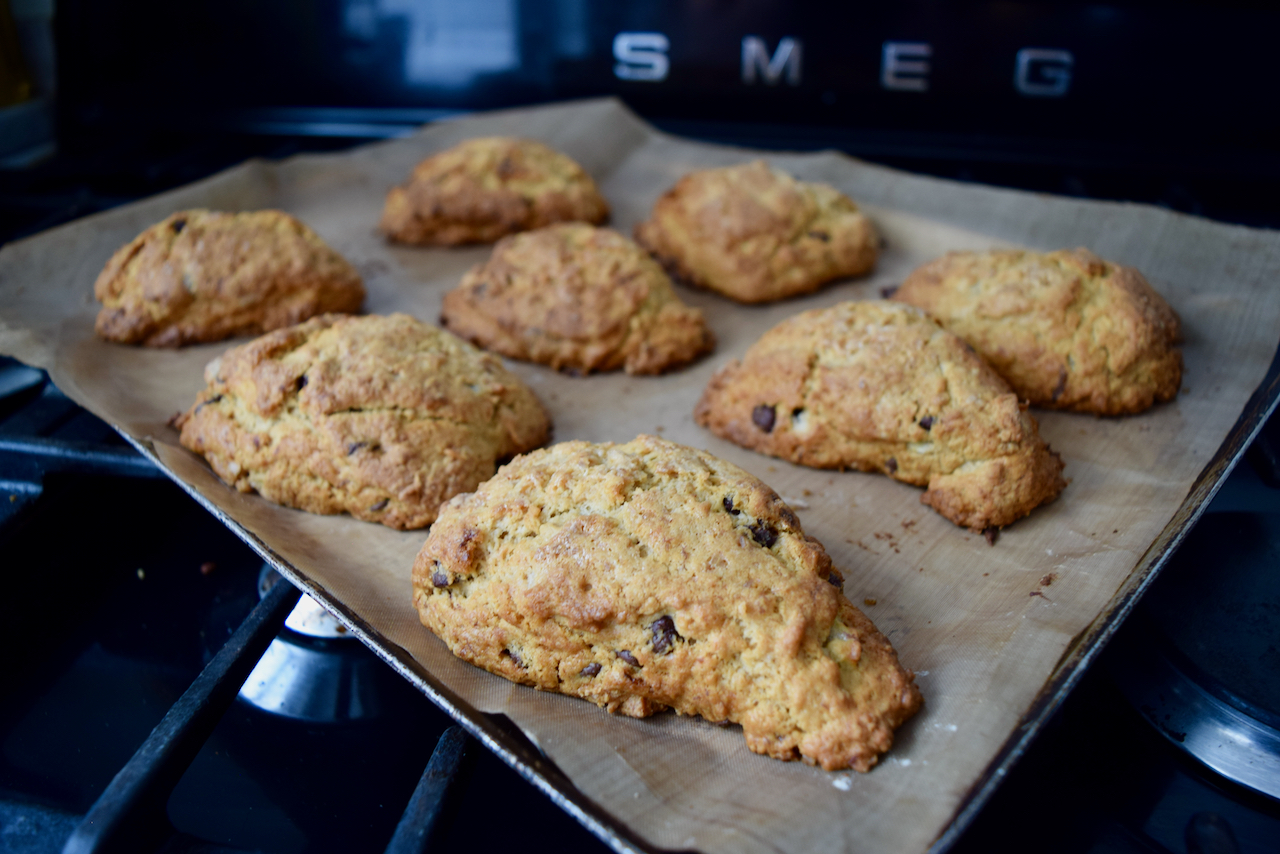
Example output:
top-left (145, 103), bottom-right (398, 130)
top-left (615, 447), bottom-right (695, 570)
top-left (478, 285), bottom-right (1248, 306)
top-left (893, 248), bottom-right (1182, 415)
top-left (175, 313), bottom-right (550, 530)
top-left (380, 137), bottom-right (609, 246)
top-left (94, 210), bottom-right (365, 347)
top-left (441, 223), bottom-right (714, 375)
top-left (412, 435), bottom-right (922, 772)
top-left (695, 301), bottom-right (1066, 531)
top-left (633, 160), bottom-right (878, 304)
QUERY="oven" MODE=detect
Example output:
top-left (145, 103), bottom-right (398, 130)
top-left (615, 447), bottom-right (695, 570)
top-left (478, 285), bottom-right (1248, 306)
top-left (2, 2), bottom-right (1279, 852)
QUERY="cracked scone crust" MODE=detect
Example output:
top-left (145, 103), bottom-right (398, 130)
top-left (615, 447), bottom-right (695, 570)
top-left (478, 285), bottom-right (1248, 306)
top-left (695, 301), bottom-right (1066, 531)
top-left (633, 160), bottom-right (878, 304)
top-left (894, 248), bottom-right (1182, 415)
top-left (441, 224), bottom-right (714, 375)
top-left (176, 313), bottom-right (550, 529)
top-left (380, 137), bottom-right (609, 246)
top-left (413, 435), bottom-right (922, 772)
top-left (94, 210), bottom-right (365, 347)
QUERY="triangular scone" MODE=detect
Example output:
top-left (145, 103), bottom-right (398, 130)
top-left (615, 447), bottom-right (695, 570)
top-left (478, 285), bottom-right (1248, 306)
top-left (412, 436), bottom-right (922, 772)
top-left (695, 301), bottom-right (1066, 531)
top-left (380, 137), bottom-right (609, 246)
top-left (441, 223), bottom-right (714, 375)
top-left (176, 313), bottom-right (550, 530)
top-left (94, 210), bottom-right (364, 347)
top-left (633, 160), bottom-right (878, 304)
top-left (893, 248), bottom-right (1182, 415)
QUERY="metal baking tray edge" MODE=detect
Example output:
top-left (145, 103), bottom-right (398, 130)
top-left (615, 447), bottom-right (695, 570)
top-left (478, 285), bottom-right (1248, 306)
top-left (115, 359), bottom-right (1280, 854)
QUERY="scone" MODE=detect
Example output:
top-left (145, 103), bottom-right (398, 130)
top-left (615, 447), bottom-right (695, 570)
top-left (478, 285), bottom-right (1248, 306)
top-left (412, 435), bottom-right (923, 772)
top-left (893, 248), bottom-right (1182, 415)
top-left (175, 313), bottom-right (550, 529)
top-left (695, 301), bottom-right (1066, 531)
top-left (380, 137), bottom-right (609, 246)
top-left (633, 160), bottom-right (878, 303)
top-left (441, 223), bottom-right (714, 375)
top-left (94, 210), bottom-right (365, 347)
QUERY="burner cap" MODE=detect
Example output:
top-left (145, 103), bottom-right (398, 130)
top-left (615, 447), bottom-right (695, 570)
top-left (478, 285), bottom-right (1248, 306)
top-left (1111, 510), bottom-right (1280, 800)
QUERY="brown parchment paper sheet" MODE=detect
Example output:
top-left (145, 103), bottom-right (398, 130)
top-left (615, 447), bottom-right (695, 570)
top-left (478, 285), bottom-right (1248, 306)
top-left (4, 99), bottom-right (1280, 854)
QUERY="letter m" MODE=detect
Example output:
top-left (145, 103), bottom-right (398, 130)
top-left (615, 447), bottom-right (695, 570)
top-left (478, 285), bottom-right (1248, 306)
top-left (741, 36), bottom-right (801, 86)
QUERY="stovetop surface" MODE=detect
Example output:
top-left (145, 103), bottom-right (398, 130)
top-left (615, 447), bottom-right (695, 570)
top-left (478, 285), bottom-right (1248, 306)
top-left (2, 126), bottom-right (1279, 853)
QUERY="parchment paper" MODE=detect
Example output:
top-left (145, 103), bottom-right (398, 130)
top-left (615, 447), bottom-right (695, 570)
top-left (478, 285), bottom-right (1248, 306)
top-left (3, 98), bottom-right (1280, 854)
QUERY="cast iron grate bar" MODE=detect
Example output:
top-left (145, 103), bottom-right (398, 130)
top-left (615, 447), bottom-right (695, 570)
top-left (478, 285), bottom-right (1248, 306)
top-left (0, 435), bottom-right (163, 481)
top-left (384, 725), bottom-right (474, 854)
top-left (62, 576), bottom-right (303, 854)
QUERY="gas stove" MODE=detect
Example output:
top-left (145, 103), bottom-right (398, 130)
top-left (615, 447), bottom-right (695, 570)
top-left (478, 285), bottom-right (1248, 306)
top-left (2, 125), bottom-right (1279, 853)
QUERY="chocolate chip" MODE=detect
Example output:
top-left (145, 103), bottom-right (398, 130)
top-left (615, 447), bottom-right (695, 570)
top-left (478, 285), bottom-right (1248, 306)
top-left (807, 230), bottom-right (830, 242)
top-left (194, 394), bottom-right (223, 413)
top-left (347, 441), bottom-right (368, 455)
top-left (919, 415), bottom-right (934, 430)
top-left (370, 499), bottom-right (389, 511)
top-left (827, 568), bottom-right (844, 588)
top-left (171, 218), bottom-right (186, 233)
top-left (749, 522), bottom-right (778, 548)
top-left (580, 662), bottom-right (602, 678)
top-left (885, 457), bottom-right (898, 474)
top-left (1052, 370), bottom-right (1068, 402)
top-left (296, 374), bottom-right (308, 390)
top-left (501, 648), bottom-right (525, 668)
top-left (431, 570), bottom-right (449, 588)
top-left (651, 616), bottom-right (680, 654)
top-left (617, 650), bottom-right (640, 667)
top-left (751, 405), bottom-right (776, 433)
top-left (983, 526), bottom-right (999, 546)
top-left (723, 495), bottom-right (739, 515)
top-left (880, 284), bottom-right (899, 299)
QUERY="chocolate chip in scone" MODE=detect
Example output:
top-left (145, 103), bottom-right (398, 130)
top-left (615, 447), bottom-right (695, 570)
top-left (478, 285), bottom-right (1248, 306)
top-left (296, 374), bottom-right (308, 390)
top-left (751, 405), bottom-right (776, 433)
top-left (1052, 369), bottom-right (1068, 402)
top-left (827, 568), bottom-right (845, 588)
top-left (723, 495), bottom-right (739, 515)
top-left (580, 662), bottom-right (602, 678)
top-left (651, 616), bottom-right (680, 654)
top-left (885, 457), bottom-right (898, 474)
top-left (171, 218), bottom-right (187, 234)
top-left (880, 284), bottom-right (899, 298)
top-left (983, 526), bottom-right (999, 546)
top-left (919, 415), bottom-right (934, 431)
top-left (617, 650), bottom-right (640, 667)
top-left (501, 648), bottom-right (525, 668)
top-left (807, 230), bottom-right (830, 242)
top-left (749, 522), bottom-right (778, 548)
top-left (370, 498), bottom-right (389, 511)
top-left (347, 441), bottom-right (368, 455)
top-left (431, 570), bottom-right (450, 588)
top-left (193, 394), bottom-right (223, 413)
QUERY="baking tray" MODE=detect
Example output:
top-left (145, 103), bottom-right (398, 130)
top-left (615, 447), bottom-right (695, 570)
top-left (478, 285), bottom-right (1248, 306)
top-left (4, 98), bottom-right (1280, 853)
